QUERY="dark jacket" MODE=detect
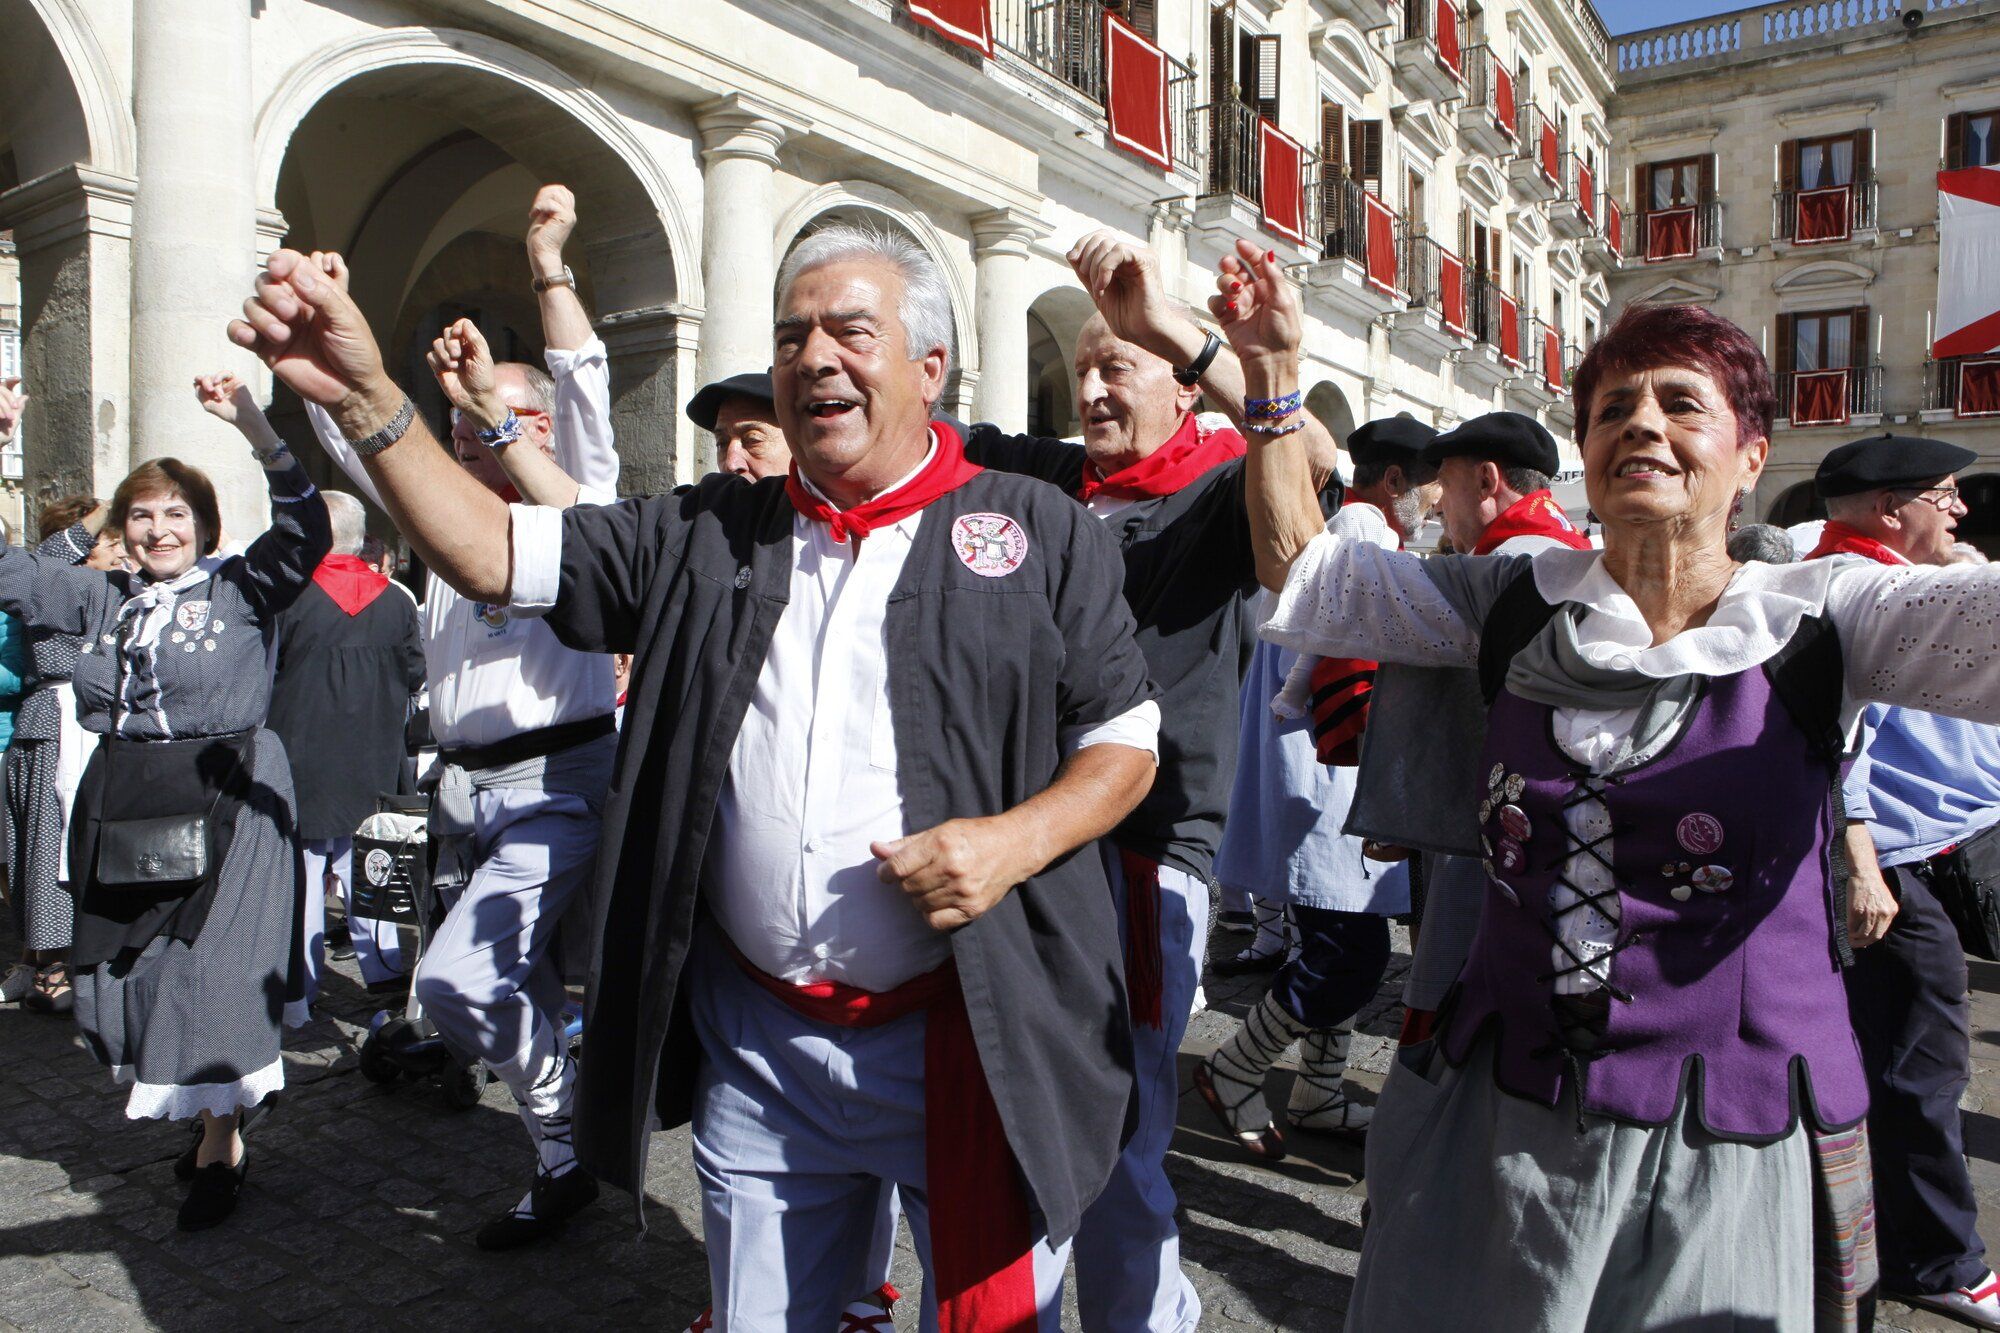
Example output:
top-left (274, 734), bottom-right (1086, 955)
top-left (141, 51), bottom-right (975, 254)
top-left (964, 427), bottom-right (1259, 879)
top-left (543, 469), bottom-right (1155, 1242)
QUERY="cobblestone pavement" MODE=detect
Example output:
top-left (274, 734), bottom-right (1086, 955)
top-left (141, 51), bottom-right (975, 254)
top-left (4, 908), bottom-right (1999, 1330)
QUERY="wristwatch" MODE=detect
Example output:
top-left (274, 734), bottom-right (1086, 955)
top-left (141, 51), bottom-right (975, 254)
top-left (1174, 331), bottom-right (1223, 387)
top-left (532, 265), bottom-right (577, 294)
top-left (348, 395), bottom-right (417, 458)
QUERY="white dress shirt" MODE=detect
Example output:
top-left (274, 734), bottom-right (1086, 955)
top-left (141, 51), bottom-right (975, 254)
top-left (305, 336), bottom-right (619, 749)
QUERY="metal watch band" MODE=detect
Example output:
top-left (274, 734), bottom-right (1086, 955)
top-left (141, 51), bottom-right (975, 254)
top-left (532, 265), bottom-right (577, 293)
top-left (349, 395), bottom-right (417, 458)
top-left (1174, 330), bottom-right (1222, 387)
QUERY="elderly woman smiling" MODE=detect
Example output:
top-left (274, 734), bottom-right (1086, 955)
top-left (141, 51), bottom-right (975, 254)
top-left (1222, 276), bottom-right (2000, 1329)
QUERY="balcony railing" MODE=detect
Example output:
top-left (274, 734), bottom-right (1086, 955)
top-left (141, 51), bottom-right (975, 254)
top-left (1775, 364), bottom-right (1882, 425)
top-left (1559, 151), bottom-right (1599, 231)
top-left (1927, 356), bottom-right (2000, 418)
top-left (1402, 0), bottom-right (1470, 79)
top-left (1600, 194), bottom-right (1624, 252)
top-left (1462, 45), bottom-right (1516, 143)
top-left (1627, 200), bottom-right (1722, 260)
top-left (992, 0), bottom-right (1198, 159)
top-left (1470, 278), bottom-right (1522, 365)
top-left (1772, 175), bottom-right (1878, 244)
top-left (1400, 226), bottom-right (1470, 333)
top-left (1323, 177), bottom-right (1402, 295)
top-left (1527, 316), bottom-right (1566, 394)
top-left (1517, 101), bottom-right (1562, 185)
top-left (1196, 99), bottom-right (1263, 202)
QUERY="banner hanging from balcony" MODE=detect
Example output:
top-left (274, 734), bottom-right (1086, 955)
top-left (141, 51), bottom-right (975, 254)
top-left (1958, 359), bottom-right (2000, 417)
top-left (1543, 327), bottom-right (1564, 394)
top-left (1500, 293), bottom-right (1521, 365)
top-left (1259, 120), bottom-right (1307, 246)
top-left (1363, 194), bottom-right (1399, 296)
top-left (1934, 165), bottom-right (2000, 358)
top-left (1436, 0), bottom-right (1463, 77)
top-left (1495, 63), bottom-right (1516, 140)
top-left (1104, 13), bottom-right (1171, 170)
top-left (1539, 121), bottom-right (1559, 186)
top-left (1577, 162), bottom-right (1596, 226)
top-left (1440, 251), bottom-right (1466, 334)
top-left (1795, 187), bottom-right (1850, 245)
top-left (1793, 369), bottom-right (1849, 427)
top-left (908, 0), bottom-right (992, 57)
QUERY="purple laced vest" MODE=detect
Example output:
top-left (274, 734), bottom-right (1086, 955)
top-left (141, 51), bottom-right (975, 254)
top-left (1439, 660), bottom-right (1868, 1141)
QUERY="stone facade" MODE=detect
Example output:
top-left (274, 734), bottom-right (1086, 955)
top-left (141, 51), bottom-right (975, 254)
top-left (1609, 0), bottom-right (2000, 545)
top-left (0, 0), bottom-right (1617, 536)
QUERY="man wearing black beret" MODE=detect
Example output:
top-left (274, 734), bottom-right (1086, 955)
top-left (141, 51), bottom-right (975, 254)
top-left (1805, 432), bottom-right (2000, 1326)
top-left (685, 370), bottom-right (792, 481)
top-left (1423, 411), bottom-right (1589, 555)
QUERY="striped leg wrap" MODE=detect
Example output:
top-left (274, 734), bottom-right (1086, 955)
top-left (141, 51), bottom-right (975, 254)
top-left (1285, 1025), bottom-right (1373, 1133)
top-left (1201, 993), bottom-right (1310, 1137)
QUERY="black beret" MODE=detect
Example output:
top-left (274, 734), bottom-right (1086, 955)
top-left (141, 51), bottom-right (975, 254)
top-left (685, 371), bottom-right (776, 432)
top-left (1346, 416), bottom-right (1438, 465)
top-left (1813, 433), bottom-right (1978, 498)
top-left (1423, 411), bottom-right (1560, 477)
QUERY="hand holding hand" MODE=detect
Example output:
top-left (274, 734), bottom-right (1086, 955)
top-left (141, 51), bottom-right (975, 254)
top-left (1209, 238), bottom-right (1303, 371)
top-left (228, 250), bottom-right (394, 435)
top-left (426, 319), bottom-right (506, 431)
top-left (873, 818), bottom-right (1033, 931)
top-left (527, 185), bottom-right (578, 271)
top-left (0, 377), bottom-right (26, 442)
top-left (1067, 230), bottom-right (1193, 364)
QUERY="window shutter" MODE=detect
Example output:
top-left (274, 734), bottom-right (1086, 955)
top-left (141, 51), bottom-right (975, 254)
top-left (1209, 2), bottom-right (1235, 102)
top-left (1361, 120), bottom-right (1384, 192)
top-left (1252, 34), bottom-right (1281, 120)
top-left (1948, 112), bottom-right (1967, 171)
top-left (1700, 153), bottom-right (1716, 202)
top-left (1851, 306), bottom-right (1869, 367)
top-left (1775, 312), bottom-right (1795, 374)
top-left (1321, 98), bottom-right (1344, 176)
top-left (1124, 0), bottom-right (1159, 40)
top-left (1779, 140), bottom-right (1798, 195)
top-left (1855, 126), bottom-right (1873, 177)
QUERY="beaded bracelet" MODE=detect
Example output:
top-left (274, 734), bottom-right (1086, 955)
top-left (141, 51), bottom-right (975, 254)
top-left (1244, 389), bottom-right (1303, 421)
top-left (1244, 418), bottom-right (1307, 437)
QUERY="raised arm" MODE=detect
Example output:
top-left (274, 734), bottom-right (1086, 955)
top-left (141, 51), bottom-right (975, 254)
top-left (1067, 230), bottom-right (1339, 490)
top-left (527, 185), bottom-right (593, 354)
top-left (229, 249), bottom-right (513, 604)
top-left (428, 318), bottom-right (587, 510)
top-left (528, 185), bottom-right (620, 494)
top-left (192, 373), bottom-right (333, 618)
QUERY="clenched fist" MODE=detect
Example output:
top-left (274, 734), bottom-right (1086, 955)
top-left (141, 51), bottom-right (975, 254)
top-left (228, 249), bottom-right (396, 436)
top-left (873, 818), bottom-right (1036, 931)
top-left (527, 184), bottom-right (577, 271)
top-left (427, 319), bottom-right (505, 431)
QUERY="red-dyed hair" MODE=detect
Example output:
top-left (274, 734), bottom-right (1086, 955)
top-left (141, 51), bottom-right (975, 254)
top-left (1570, 303), bottom-right (1775, 449)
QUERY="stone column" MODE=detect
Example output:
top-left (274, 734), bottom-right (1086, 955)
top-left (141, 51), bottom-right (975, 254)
top-left (970, 208), bottom-right (1050, 433)
top-left (129, 0), bottom-right (261, 537)
top-left (695, 95), bottom-right (809, 391)
top-left (0, 165), bottom-right (137, 510)
top-left (598, 303), bottom-right (704, 492)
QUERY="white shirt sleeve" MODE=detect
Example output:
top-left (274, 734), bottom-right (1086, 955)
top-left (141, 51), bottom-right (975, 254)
top-left (1061, 699), bottom-right (1162, 762)
top-left (546, 336), bottom-right (619, 496)
top-left (507, 503), bottom-right (565, 616)
top-left (303, 401), bottom-right (388, 511)
top-left (1826, 559), bottom-right (2000, 724)
top-left (575, 481), bottom-right (618, 508)
top-left (1259, 529), bottom-right (1478, 669)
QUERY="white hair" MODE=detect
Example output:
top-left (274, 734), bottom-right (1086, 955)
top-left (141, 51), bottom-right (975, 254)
top-left (323, 491), bottom-right (368, 556)
top-left (776, 223), bottom-right (954, 375)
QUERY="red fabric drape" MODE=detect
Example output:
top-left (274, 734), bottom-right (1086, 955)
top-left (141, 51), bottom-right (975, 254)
top-left (1960, 359), bottom-right (2000, 416)
top-left (1606, 198), bottom-right (1623, 252)
top-left (907, 0), bottom-right (993, 56)
top-left (1539, 123), bottom-right (1559, 184)
top-left (1793, 369), bottom-right (1849, 426)
top-left (1796, 186), bottom-right (1852, 244)
top-left (1544, 328), bottom-right (1564, 393)
top-left (1578, 163), bottom-right (1596, 223)
top-left (1364, 194), bottom-right (1398, 294)
top-left (1258, 120), bottom-right (1306, 245)
top-left (1500, 293), bottom-right (1521, 365)
top-left (1440, 251), bottom-right (1466, 333)
top-left (1495, 64), bottom-right (1516, 139)
top-left (1436, 0), bottom-right (1462, 74)
top-left (1647, 207), bottom-right (1695, 261)
top-left (1103, 13), bottom-right (1171, 170)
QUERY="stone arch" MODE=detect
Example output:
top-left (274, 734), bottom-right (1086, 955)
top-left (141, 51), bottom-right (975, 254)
top-left (253, 29), bottom-right (694, 492)
top-left (1763, 478), bottom-right (1824, 528)
top-left (1024, 286), bottom-right (1096, 438)
top-left (775, 183), bottom-right (979, 414)
top-left (9, 0), bottom-right (134, 179)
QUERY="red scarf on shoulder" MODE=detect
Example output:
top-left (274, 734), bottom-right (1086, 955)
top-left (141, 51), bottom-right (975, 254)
top-left (784, 422), bottom-right (984, 544)
top-left (1076, 414), bottom-right (1245, 503)
top-left (1473, 489), bottom-right (1591, 555)
top-left (1806, 520), bottom-right (1908, 567)
top-left (312, 554), bottom-right (390, 617)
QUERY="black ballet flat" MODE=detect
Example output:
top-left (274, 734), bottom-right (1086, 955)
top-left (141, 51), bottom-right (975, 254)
top-left (177, 1154), bottom-right (247, 1231)
top-left (474, 1166), bottom-right (599, 1251)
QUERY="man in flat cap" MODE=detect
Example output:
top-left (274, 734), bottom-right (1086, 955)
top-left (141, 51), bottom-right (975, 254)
top-left (686, 370), bottom-right (793, 482)
top-left (1807, 434), bottom-right (2000, 1327)
top-left (1426, 410), bottom-right (1589, 556)
top-left (1197, 417), bottom-right (1439, 1158)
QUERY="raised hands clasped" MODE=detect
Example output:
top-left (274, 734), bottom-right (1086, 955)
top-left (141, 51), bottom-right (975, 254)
top-left (1208, 238), bottom-right (1304, 371)
top-left (227, 249), bottom-right (388, 416)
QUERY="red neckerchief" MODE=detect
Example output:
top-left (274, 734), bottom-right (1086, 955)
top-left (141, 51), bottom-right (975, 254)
top-left (727, 945), bottom-right (1038, 1332)
top-left (1076, 413), bottom-right (1246, 503)
top-left (1472, 489), bottom-right (1591, 555)
top-left (784, 421), bottom-right (984, 544)
top-left (1806, 520), bottom-right (1909, 567)
top-left (311, 553), bottom-right (390, 617)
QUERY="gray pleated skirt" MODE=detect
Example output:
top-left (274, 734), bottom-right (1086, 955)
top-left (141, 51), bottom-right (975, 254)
top-left (72, 730), bottom-right (297, 1121)
top-left (1350, 1034), bottom-right (1814, 1332)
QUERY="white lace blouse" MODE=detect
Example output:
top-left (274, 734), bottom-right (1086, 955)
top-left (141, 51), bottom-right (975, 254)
top-left (1261, 535), bottom-right (2000, 994)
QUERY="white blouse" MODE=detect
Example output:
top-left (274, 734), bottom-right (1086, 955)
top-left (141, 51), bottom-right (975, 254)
top-left (1262, 535), bottom-right (2000, 993)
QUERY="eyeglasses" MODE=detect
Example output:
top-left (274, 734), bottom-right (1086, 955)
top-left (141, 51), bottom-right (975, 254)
top-left (449, 407), bottom-right (549, 428)
top-left (1894, 486), bottom-right (1964, 513)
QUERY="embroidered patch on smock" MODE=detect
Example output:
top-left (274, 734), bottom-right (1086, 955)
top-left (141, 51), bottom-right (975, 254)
top-left (950, 512), bottom-right (1028, 578)
top-left (175, 600), bottom-right (211, 631)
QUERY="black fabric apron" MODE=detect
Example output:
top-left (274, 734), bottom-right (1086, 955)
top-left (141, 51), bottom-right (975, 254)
top-left (68, 731), bottom-right (254, 968)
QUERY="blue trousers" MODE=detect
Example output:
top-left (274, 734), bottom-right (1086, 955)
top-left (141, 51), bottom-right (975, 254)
top-left (689, 938), bottom-right (1069, 1332)
top-left (1269, 906), bottom-right (1392, 1030)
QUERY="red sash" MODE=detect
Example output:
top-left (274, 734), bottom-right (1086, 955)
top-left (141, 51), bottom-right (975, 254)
top-left (1472, 489), bottom-right (1590, 555)
top-left (729, 948), bottom-right (1038, 1332)
top-left (785, 422), bottom-right (985, 544)
top-left (1806, 520), bottom-right (1907, 567)
top-left (1076, 414), bottom-right (1245, 503)
top-left (1118, 849), bottom-right (1167, 1031)
top-left (311, 553), bottom-right (390, 617)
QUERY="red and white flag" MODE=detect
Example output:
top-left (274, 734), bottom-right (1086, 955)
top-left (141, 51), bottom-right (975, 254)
top-left (1935, 165), bottom-right (2000, 358)
top-left (908, 0), bottom-right (993, 57)
top-left (1259, 121), bottom-right (1306, 246)
top-left (1104, 13), bottom-right (1171, 170)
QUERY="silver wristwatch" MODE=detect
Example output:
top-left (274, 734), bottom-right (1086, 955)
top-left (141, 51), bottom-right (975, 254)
top-left (532, 265), bottom-right (577, 294)
top-left (349, 395), bottom-right (417, 458)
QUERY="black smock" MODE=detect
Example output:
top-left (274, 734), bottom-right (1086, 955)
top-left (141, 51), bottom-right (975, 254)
top-left (541, 470), bottom-right (1155, 1242)
top-left (266, 581), bottom-right (425, 841)
top-left (963, 426), bottom-right (1259, 880)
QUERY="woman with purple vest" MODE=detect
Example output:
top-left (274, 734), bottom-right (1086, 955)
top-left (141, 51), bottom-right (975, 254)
top-left (1224, 271), bottom-right (2000, 1329)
